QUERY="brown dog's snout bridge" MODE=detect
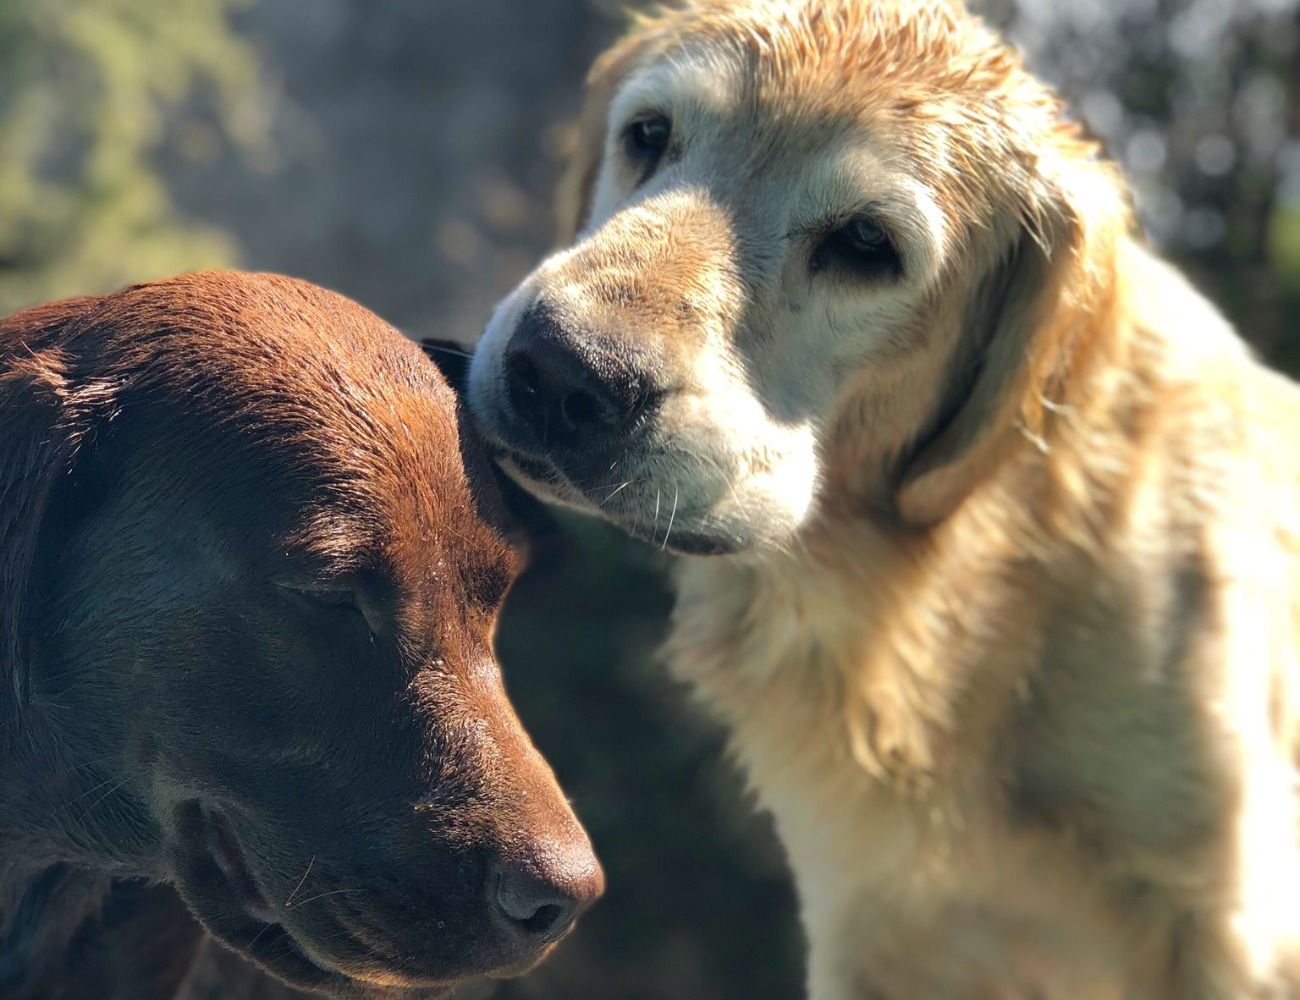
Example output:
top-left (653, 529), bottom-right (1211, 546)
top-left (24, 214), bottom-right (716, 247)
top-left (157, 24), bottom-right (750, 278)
top-left (504, 303), bottom-right (651, 451)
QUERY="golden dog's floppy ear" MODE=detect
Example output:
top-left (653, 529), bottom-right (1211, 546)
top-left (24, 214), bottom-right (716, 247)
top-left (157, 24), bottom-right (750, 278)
top-left (556, 15), bottom-right (667, 245)
top-left (894, 191), bottom-right (1087, 527)
top-left (0, 299), bottom-right (99, 723)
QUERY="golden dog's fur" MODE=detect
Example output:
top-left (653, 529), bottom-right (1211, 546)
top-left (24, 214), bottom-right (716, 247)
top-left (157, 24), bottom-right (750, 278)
top-left (467, 1), bottom-right (1300, 996)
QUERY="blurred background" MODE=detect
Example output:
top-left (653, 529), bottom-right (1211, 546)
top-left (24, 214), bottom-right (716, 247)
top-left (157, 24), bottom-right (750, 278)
top-left (2, 1), bottom-right (1298, 997)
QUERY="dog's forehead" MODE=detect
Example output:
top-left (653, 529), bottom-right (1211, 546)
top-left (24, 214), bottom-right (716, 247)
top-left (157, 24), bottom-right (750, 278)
top-left (106, 274), bottom-right (514, 588)
top-left (615, 0), bottom-right (1033, 187)
top-left (275, 416), bottom-right (519, 633)
top-left (599, 0), bottom-right (1060, 286)
top-left (635, 2), bottom-right (993, 113)
top-left (300, 389), bottom-right (515, 572)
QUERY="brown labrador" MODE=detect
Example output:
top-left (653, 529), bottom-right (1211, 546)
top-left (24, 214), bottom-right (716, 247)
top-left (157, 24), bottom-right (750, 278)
top-left (0, 271), bottom-right (602, 999)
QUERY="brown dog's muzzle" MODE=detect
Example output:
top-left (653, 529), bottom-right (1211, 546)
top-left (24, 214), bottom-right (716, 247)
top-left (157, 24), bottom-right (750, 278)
top-left (166, 657), bottom-right (603, 994)
top-left (171, 764), bottom-right (602, 993)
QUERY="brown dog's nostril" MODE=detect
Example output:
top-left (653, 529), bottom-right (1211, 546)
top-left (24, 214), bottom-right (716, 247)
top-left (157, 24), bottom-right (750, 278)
top-left (495, 870), bottom-right (572, 937)
top-left (490, 853), bottom-right (603, 946)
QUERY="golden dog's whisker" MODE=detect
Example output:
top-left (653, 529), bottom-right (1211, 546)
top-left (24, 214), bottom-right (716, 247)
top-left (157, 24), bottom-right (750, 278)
top-left (421, 343), bottom-right (472, 360)
top-left (61, 774), bottom-right (128, 808)
top-left (597, 477), bottom-right (653, 506)
top-left (245, 920), bottom-right (277, 952)
top-left (661, 482), bottom-right (679, 551)
top-left (600, 481), bottom-right (632, 505)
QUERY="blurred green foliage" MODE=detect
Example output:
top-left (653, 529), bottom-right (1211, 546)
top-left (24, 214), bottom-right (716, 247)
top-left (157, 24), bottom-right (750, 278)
top-left (0, 0), bottom-right (261, 312)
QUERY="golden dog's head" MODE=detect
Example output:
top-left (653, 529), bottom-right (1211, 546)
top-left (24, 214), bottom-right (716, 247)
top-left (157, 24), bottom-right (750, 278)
top-left (469, 0), bottom-right (1131, 553)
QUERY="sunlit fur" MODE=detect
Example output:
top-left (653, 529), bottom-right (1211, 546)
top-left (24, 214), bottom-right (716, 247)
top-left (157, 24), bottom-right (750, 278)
top-left (471, 1), bottom-right (1300, 996)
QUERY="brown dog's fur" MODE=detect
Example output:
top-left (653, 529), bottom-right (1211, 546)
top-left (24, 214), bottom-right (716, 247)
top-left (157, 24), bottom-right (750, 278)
top-left (467, 2), bottom-right (1300, 996)
top-left (0, 271), bottom-right (601, 999)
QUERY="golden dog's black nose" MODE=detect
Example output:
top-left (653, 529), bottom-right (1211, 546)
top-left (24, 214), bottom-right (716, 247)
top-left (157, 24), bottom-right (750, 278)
top-left (490, 846), bottom-right (604, 946)
top-left (504, 304), bottom-right (647, 449)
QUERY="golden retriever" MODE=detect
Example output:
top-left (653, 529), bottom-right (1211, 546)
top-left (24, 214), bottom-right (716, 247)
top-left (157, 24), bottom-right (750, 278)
top-left (466, 1), bottom-right (1300, 996)
top-left (0, 272), bottom-right (602, 999)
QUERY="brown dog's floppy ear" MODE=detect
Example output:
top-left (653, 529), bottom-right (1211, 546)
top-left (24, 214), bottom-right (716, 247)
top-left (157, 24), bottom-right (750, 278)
top-left (895, 199), bottom-right (1082, 527)
top-left (556, 16), bottom-right (667, 245)
top-left (0, 299), bottom-right (98, 722)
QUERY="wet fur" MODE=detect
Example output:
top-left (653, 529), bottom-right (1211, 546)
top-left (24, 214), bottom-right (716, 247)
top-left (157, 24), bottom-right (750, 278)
top-left (473, 2), bottom-right (1300, 996)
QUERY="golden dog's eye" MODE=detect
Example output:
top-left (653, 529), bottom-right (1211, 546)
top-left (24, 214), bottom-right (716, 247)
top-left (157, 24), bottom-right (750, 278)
top-left (623, 114), bottom-right (672, 178)
top-left (812, 217), bottom-right (902, 281)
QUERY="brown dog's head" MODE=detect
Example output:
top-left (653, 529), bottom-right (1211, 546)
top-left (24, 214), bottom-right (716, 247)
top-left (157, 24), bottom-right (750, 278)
top-left (0, 272), bottom-right (601, 997)
top-left (468, 0), bottom-right (1132, 552)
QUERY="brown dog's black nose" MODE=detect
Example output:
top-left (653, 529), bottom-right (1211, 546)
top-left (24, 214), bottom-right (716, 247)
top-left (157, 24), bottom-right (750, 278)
top-left (504, 305), bottom-right (647, 449)
top-left (490, 848), bottom-right (604, 946)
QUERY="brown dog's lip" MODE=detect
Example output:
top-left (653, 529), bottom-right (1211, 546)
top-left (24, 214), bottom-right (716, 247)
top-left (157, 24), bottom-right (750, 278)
top-left (176, 804), bottom-right (460, 998)
top-left (202, 807), bottom-right (277, 924)
top-left (170, 800), bottom-right (347, 992)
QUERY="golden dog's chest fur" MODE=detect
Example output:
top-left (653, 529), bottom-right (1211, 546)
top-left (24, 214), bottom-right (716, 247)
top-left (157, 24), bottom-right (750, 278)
top-left (671, 249), bottom-right (1300, 997)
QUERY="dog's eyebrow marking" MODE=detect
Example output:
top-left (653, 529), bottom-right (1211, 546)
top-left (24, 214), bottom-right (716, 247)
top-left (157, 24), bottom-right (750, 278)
top-left (894, 176), bottom-right (949, 273)
top-left (788, 201), bottom-right (898, 239)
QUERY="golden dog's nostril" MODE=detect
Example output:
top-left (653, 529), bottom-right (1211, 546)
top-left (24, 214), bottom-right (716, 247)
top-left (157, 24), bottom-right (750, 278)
top-left (508, 352), bottom-right (543, 396)
top-left (560, 390), bottom-right (599, 427)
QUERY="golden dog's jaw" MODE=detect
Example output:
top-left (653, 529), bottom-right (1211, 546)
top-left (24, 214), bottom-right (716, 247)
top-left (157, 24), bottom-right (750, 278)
top-left (489, 439), bottom-right (816, 558)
